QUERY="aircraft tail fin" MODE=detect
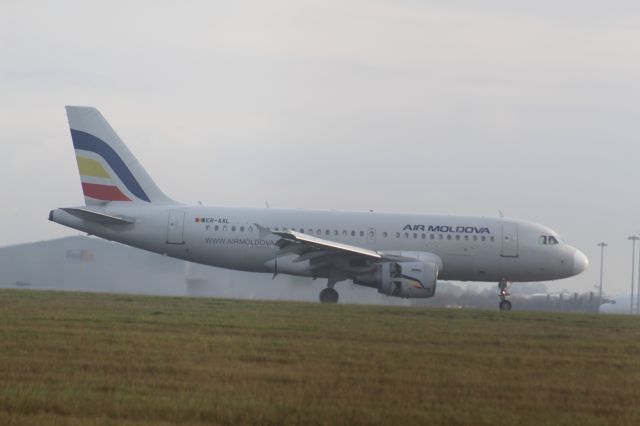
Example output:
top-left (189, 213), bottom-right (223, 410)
top-left (65, 106), bottom-right (176, 205)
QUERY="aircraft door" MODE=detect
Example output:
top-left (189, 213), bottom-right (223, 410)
top-left (367, 228), bottom-right (376, 244)
top-left (167, 211), bottom-right (185, 244)
top-left (500, 222), bottom-right (518, 257)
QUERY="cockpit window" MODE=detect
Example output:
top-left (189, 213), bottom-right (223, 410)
top-left (539, 235), bottom-right (560, 245)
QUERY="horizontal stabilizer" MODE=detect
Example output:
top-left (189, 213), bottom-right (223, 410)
top-left (60, 208), bottom-right (135, 225)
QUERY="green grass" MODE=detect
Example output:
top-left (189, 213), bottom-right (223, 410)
top-left (0, 289), bottom-right (639, 425)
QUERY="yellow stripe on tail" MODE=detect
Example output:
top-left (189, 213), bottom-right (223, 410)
top-left (76, 156), bottom-right (111, 178)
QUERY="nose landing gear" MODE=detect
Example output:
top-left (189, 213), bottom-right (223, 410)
top-left (498, 280), bottom-right (512, 311)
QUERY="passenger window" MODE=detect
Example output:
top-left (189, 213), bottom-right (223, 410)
top-left (490, 236), bottom-right (494, 242)
top-left (481, 236), bottom-right (486, 242)
top-left (308, 229), bottom-right (313, 235)
top-left (360, 231), bottom-right (365, 237)
top-left (300, 229), bottom-right (304, 233)
top-left (223, 225), bottom-right (228, 232)
top-left (421, 233), bottom-right (426, 239)
top-left (325, 230), bottom-right (330, 236)
top-left (334, 230), bottom-right (339, 236)
top-left (214, 225), bottom-right (219, 231)
top-left (439, 234), bottom-right (444, 240)
top-left (404, 232), bottom-right (409, 239)
top-left (430, 234), bottom-right (435, 240)
top-left (383, 232), bottom-right (388, 238)
top-left (240, 226), bottom-right (244, 232)
top-left (447, 235), bottom-right (452, 240)
top-left (351, 230), bottom-right (356, 236)
top-left (473, 235), bottom-right (477, 241)
top-left (396, 232), bottom-right (401, 238)
top-left (248, 226), bottom-right (253, 232)
top-left (455, 235), bottom-right (460, 240)
top-left (231, 226), bottom-right (236, 232)
top-left (317, 229), bottom-right (321, 235)
top-left (464, 235), bottom-right (469, 241)
top-left (369, 230), bottom-right (374, 239)
top-left (343, 230), bottom-right (347, 236)
top-left (413, 233), bottom-right (417, 239)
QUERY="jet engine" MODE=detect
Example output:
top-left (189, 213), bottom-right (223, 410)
top-left (353, 260), bottom-right (438, 298)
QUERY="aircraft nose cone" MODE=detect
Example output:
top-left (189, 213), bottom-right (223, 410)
top-left (573, 250), bottom-right (589, 275)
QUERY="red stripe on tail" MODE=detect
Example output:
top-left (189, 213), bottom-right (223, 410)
top-left (81, 183), bottom-right (131, 201)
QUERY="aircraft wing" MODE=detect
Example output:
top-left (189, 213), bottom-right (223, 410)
top-left (271, 229), bottom-right (383, 260)
top-left (256, 225), bottom-right (413, 265)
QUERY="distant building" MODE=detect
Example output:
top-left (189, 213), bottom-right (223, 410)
top-left (0, 236), bottom-right (410, 305)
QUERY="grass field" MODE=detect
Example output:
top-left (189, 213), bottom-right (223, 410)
top-left (0, 289), bottom-right (639, 425)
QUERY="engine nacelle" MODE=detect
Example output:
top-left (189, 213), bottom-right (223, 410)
top-left (354, 260), bottom-right (438, 298)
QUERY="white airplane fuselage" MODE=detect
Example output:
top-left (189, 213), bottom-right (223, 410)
top-left (50, 204), bottom-right (586, 283)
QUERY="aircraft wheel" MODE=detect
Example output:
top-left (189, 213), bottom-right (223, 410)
top-left (319, 288), bottom-right (339, 304)
top-left (499, 300), bottom-right (512, 311)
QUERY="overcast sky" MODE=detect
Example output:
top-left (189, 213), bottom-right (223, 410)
top-left (2, 1), bottom-right (639, 295)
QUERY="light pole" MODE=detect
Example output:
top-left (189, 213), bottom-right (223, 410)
top-left (628, 236), bottom-right (639, 315)
top-left (597, 242), bottom-right (608, 311)
top-left (637, 237), bottom-right (640, 314)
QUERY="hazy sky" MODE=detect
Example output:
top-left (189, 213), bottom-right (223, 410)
top-left (2, 1), bottom-right (639, 295)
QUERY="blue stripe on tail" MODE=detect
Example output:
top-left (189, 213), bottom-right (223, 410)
top-left (70, 129), bottom-right (150, 202)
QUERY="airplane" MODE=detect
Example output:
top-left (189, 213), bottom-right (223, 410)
top-left (49, 106), bottom-right (589, 310)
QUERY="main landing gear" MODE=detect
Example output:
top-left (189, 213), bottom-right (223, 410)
top-left (498, 280), bottom-right (512, 311)
top-left (319, 287), bottom-right (339, 304)
top-left (319, 274), bottom-right (343, 304)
